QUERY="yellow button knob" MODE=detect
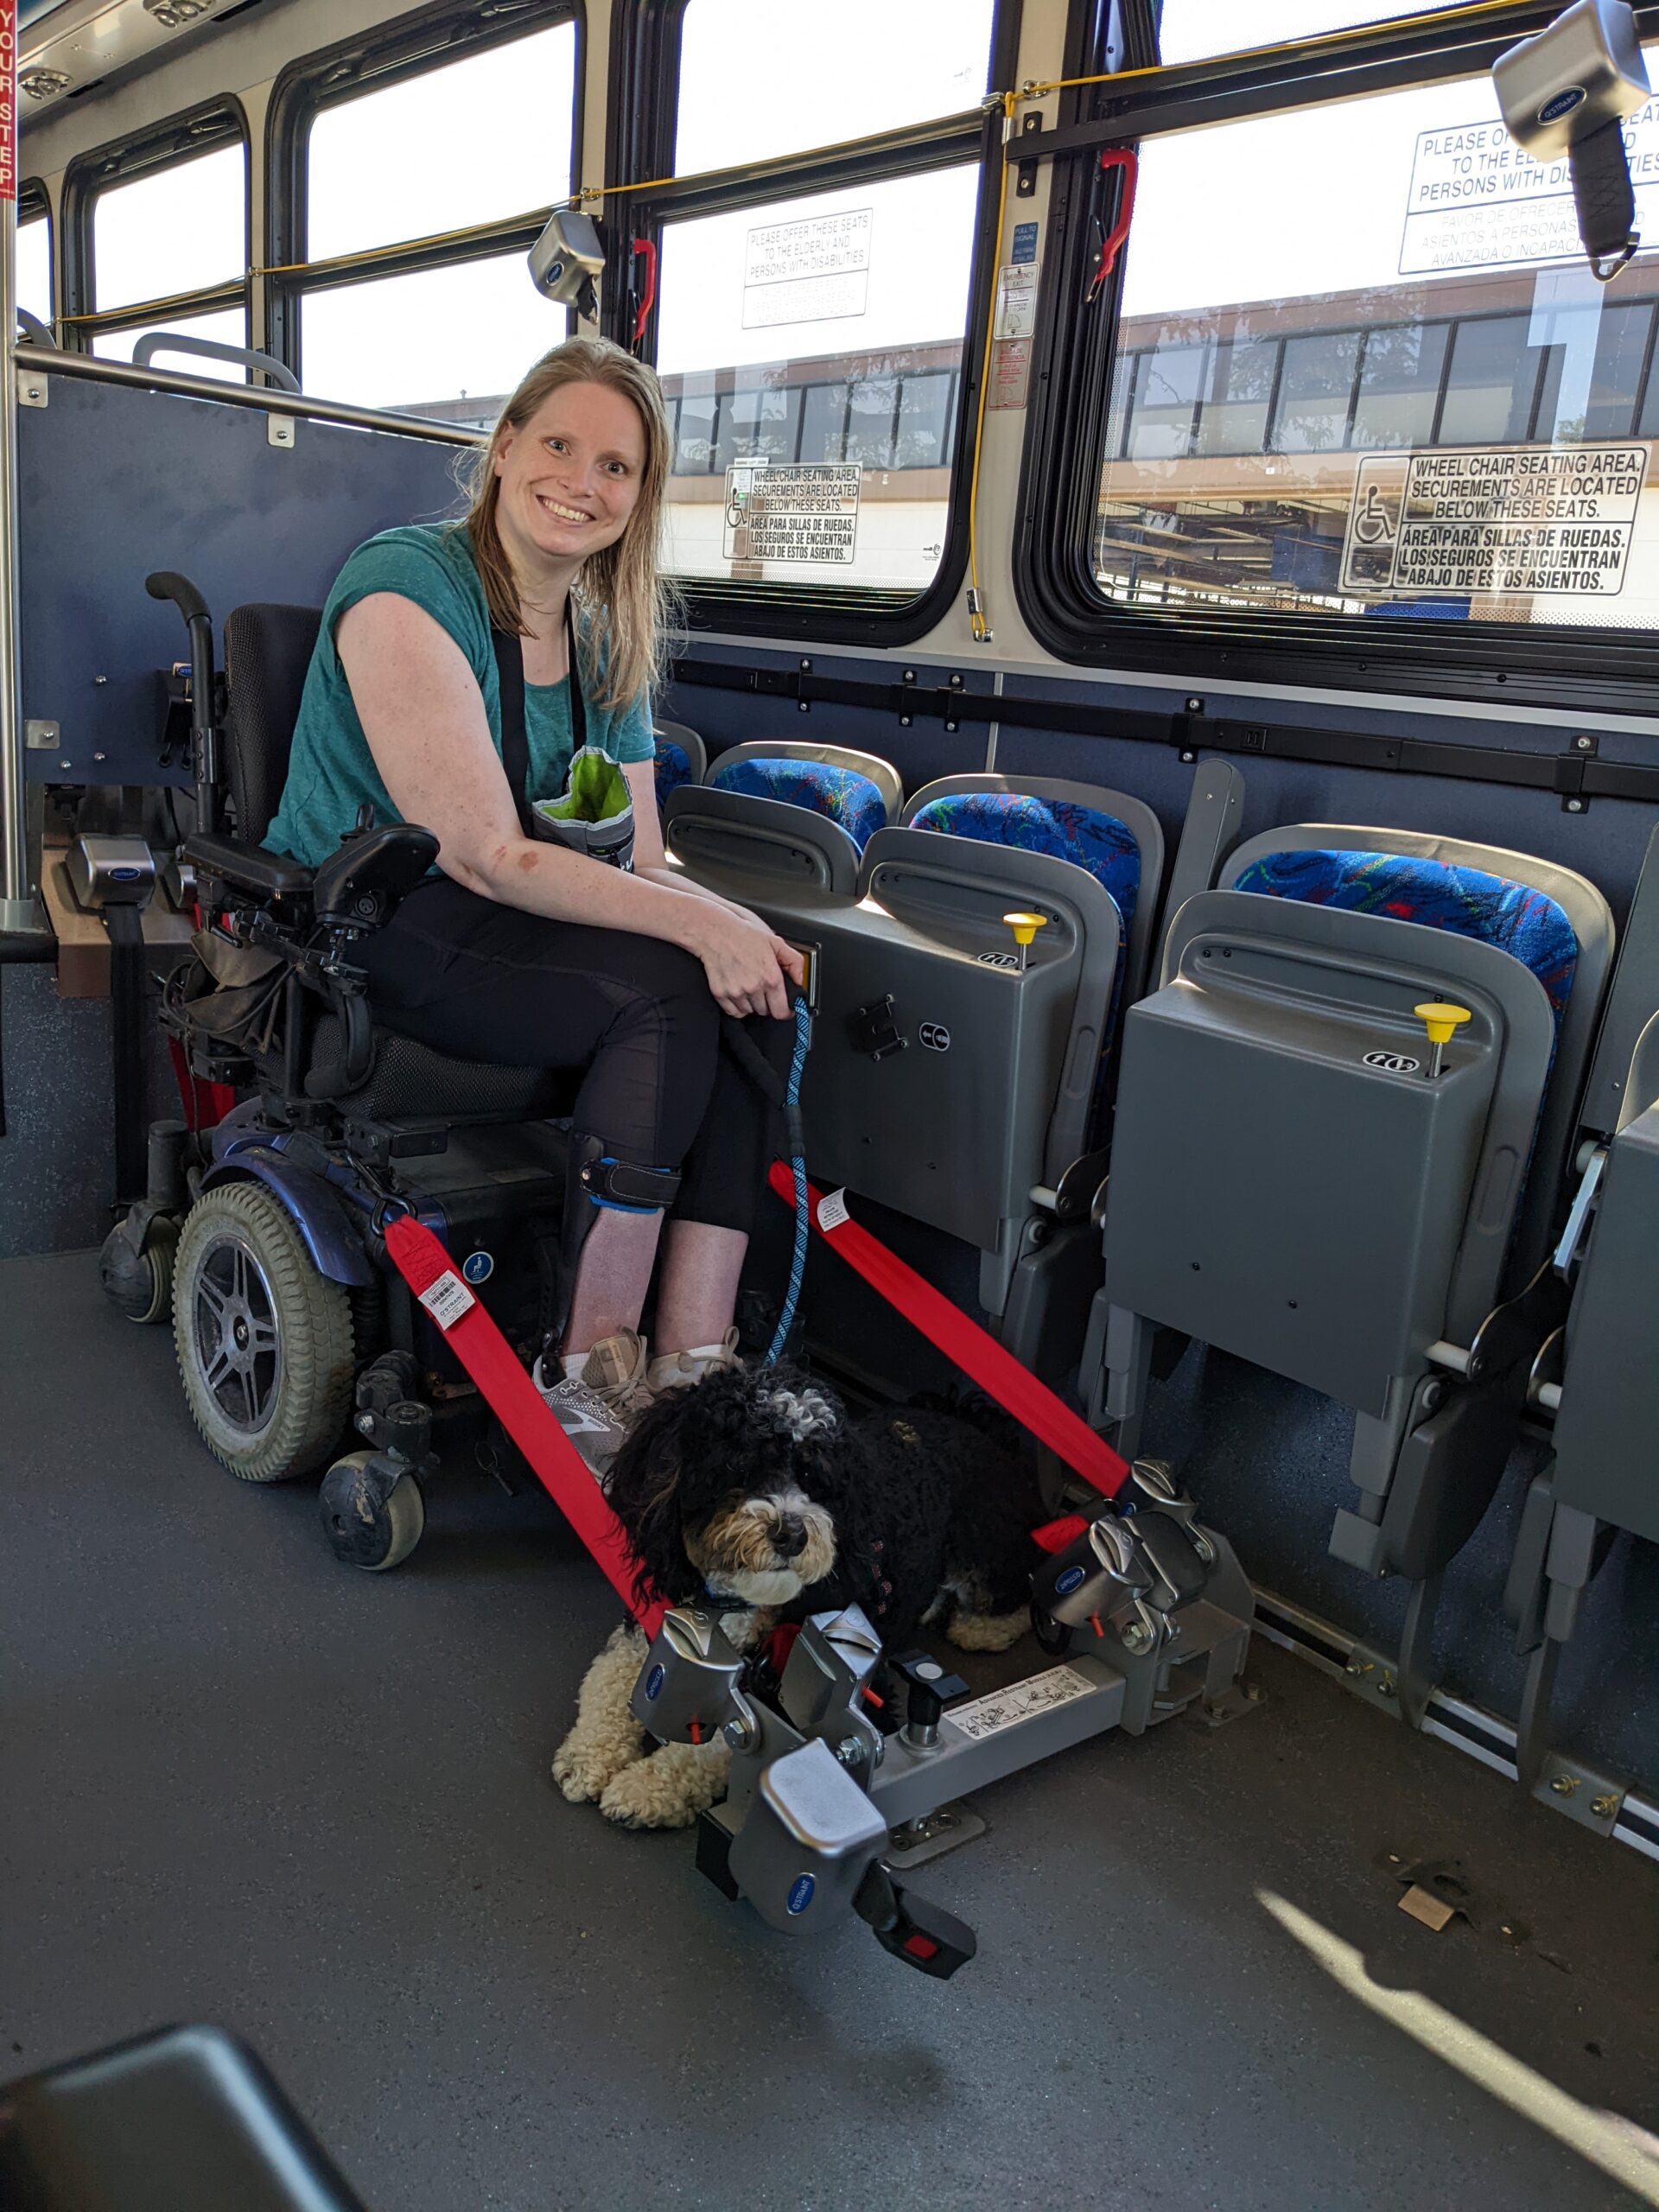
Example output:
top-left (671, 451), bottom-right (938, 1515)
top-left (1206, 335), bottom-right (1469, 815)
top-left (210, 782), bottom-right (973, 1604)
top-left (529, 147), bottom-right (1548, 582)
top-left (1414, 1001), bottom-right (1473, 1046)
top-left (1004, 911), bottom-right (1048, 949)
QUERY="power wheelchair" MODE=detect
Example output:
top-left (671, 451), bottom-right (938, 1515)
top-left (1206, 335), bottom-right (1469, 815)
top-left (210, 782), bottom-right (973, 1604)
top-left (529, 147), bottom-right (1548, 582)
top-left (108, 574), bottom-right (613, 1571)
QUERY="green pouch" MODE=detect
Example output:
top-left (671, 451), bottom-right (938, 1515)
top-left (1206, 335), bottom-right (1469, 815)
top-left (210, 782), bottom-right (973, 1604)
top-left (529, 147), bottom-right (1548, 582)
top-left (531, 747), bottom-right (636, 869)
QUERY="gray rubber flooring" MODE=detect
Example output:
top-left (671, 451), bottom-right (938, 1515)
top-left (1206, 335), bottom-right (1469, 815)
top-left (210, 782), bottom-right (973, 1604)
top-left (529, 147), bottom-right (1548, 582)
top-left (6, 1249), bottom-right (1659, 2212)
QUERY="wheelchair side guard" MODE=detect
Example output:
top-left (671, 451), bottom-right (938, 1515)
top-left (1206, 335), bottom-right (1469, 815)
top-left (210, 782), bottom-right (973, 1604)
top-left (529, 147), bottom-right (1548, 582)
top-left (663, 785), bottom-right (864, 896)
top-left (200, 1146), bottom-right (375, 1287)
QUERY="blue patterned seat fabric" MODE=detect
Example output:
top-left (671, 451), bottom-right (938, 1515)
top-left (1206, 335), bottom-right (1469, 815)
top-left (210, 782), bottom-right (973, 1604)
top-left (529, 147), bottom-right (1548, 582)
top-left (653, 739), bottom-right (692, 810)
top-left (1234, 848), bottom-right (1579, 1033)
top-left (709, 756), bottom-right (887, 852)
top-left (911, 792), bottom-right (1142, 950)
top-left (912, 791), bottom-right (1145, 1147)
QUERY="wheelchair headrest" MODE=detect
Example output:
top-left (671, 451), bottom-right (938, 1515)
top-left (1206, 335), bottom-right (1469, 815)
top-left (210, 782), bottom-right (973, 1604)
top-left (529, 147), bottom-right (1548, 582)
top-left (223, 603), bottom-right (323, 844)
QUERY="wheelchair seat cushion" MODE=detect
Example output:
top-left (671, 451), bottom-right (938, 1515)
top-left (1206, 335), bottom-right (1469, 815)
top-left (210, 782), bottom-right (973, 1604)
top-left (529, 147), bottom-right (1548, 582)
top-left (305, 1018), bottom-right (578, 1119)
top-left (709, 757), bottom-right (887, 851)
top-left (654, 739), bottom-right (693, 809)
top-left (1234, 848), bottom-right (1580, 1032)
top-left (910, 792), bottom-right (1143, 948)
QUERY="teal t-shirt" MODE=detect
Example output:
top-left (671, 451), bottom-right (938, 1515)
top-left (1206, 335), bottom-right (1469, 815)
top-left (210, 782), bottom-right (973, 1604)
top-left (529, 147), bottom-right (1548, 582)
top-left (264, 522), bottom-right (655, 868)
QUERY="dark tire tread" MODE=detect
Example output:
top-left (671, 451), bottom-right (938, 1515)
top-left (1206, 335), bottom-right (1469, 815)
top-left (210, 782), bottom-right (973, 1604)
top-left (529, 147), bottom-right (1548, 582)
top-left (174, 1181), bottom-right (356, 1483)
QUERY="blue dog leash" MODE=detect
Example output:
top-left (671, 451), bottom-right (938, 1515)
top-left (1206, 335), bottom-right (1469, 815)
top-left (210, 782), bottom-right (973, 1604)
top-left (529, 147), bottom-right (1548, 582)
top-left (719, 992), bottom-right (814, 1369)
top-left (766, 995), bottom-right (814, 1367)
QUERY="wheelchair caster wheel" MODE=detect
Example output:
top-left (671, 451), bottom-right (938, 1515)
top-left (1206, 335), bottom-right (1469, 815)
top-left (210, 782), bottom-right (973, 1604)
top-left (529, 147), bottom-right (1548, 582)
top-left (1031, 1605), bottom-right (1072, 1657)
top-left (100, 1214), bottom-right (178, 1325)
top-left (319, 1451), bottom-right (425, 1572)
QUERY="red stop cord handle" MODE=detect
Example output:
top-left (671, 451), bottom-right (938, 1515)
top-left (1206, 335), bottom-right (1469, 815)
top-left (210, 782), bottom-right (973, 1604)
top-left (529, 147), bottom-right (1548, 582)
top-left (383, 1211), bottom-right (668, 1636)
top-left (767, 1166), bottom-right (1128, 1502)
top-left (631, 238), bottom-right (658, 347)
top-left (1089, 149), bottom-right (1139, 301)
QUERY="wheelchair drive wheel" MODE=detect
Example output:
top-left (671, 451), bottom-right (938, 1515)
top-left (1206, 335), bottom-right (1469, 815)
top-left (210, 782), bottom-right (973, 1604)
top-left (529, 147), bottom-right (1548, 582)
top-left (173, 1182), bottom-right (356, 1484)
top-left (318, 1450), bottom-right (426, 1572)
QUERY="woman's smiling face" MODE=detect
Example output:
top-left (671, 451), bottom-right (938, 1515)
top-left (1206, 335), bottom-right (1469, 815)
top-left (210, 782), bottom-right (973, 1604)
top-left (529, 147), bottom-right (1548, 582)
top-left (493, 378), bottom-right (646, 574)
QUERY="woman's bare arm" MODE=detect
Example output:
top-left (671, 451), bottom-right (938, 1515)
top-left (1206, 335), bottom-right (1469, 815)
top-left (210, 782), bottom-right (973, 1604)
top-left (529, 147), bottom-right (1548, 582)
top-left (335, 594), bottom-right (795, 1016)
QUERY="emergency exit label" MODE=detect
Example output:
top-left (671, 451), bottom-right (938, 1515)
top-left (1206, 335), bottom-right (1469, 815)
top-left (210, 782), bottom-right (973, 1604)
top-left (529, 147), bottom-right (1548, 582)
top-left (722, 462), bottom-right (861, 563)
top-left (1340, 443), bottom-right (1648, 600)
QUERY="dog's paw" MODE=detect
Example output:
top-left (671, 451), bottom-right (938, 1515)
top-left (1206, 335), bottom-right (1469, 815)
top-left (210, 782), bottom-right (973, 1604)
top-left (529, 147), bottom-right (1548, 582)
top-left (948, 1605), bottom-right (1030, 1654)
top-left (552, 1727), bottom-right (644, 1805)
top-left (598, 1743), bottom-right (729, 1830)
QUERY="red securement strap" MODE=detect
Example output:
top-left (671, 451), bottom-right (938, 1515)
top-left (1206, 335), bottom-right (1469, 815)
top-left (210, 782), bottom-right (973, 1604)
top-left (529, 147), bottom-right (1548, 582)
top-left (767, 1166), bottom-right (1128, 1502)
top-left (383, 1211), bottom-right (668, 1637)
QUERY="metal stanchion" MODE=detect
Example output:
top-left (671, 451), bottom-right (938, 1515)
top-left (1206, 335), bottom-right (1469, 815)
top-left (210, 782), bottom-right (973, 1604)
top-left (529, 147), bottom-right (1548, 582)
top-left (0, 0), bottom-right (46, 942)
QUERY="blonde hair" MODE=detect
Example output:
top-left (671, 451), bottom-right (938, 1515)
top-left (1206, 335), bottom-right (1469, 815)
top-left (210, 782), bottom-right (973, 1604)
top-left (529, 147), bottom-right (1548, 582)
top-left (460, 336), bottom-right (676, 716)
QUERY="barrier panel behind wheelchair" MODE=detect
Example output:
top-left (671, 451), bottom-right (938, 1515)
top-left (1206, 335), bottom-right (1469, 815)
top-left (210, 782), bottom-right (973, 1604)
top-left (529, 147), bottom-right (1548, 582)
top-left (18, 370), bottom-right (467, 788)
top-left (1089, 817), bottom-right (1615, 1719)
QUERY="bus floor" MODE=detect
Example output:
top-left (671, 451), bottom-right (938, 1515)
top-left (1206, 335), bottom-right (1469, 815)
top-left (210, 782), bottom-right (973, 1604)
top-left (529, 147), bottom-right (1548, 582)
top-left (4, 1247), bottom-right (1658, 2212)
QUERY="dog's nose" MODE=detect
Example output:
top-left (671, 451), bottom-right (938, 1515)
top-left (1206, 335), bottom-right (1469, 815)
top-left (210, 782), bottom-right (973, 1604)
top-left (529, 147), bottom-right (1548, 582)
top-left (774, 1516), bottom-right (808, 1560)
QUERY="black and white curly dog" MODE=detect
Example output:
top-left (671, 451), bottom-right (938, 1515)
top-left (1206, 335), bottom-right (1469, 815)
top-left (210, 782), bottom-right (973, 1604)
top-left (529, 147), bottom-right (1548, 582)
top-left (552, 1363), bottom-right (1046, 1828)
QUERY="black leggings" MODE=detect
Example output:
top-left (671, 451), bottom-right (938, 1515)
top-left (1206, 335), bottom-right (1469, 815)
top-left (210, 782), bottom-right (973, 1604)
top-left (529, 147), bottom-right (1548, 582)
top-left (359, 878), bottom-right (790, 1236)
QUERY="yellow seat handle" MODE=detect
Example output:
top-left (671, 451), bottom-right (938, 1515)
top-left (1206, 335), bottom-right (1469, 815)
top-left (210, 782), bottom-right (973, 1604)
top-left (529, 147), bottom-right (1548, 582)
top-left (1003, 910), bottom-right (1048, 950)
top-left (1414, 1001), bottom-right (1473, 1047)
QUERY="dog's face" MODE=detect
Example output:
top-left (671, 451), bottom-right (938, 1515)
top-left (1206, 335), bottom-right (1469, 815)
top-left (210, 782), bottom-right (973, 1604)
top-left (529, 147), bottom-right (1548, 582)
top-left (604, 1365), bottom-right (842, 1610)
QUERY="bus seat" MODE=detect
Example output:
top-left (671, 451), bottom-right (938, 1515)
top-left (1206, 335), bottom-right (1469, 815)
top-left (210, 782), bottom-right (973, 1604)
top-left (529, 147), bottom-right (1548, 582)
top-left (710, 753), bottom-right (888, 852)
top-left (1235, 847), bottom-right (1580, 1039)
top-left (1087, 817), bottom-right (1614, 1705)
top-left (652, 717), bottom-right (705, 806)
top-left (666, 766), bottom-right (1239, 1388)
top-left (902, 772), bottom-right (1164, 1011)
top-left (1501, 823), bottom-right (1659, 1798)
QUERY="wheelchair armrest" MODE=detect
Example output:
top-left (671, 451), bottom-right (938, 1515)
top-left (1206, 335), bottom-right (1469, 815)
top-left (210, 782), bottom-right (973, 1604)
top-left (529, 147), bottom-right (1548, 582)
top-left (311, 822), bottom-right (439, 930)
top-left (184, 832), bottom-right (315, 902)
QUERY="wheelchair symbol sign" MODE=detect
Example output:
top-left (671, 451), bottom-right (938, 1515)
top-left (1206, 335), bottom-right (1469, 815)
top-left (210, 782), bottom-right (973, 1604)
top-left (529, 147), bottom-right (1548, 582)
top-left (1352, 483), bottom-right (1396, 547)
top-left (462, 1250), bottom-right (494, 1285)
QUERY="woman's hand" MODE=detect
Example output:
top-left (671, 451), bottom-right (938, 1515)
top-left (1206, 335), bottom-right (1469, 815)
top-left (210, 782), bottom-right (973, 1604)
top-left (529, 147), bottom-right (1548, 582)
top-left (686, 901), bottom-right (804, 1020)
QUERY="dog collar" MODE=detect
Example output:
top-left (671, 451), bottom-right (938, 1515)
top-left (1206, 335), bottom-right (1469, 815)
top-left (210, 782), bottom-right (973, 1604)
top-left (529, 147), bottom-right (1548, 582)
top-left (703, 1586), bottom-right (754, 1612)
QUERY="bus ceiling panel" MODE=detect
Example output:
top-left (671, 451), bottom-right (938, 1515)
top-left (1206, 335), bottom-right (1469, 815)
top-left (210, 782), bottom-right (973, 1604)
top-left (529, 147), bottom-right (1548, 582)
top-left (18, 0), bottom-right (296, 118)
top-left (17, 372), bottom-right (462, 787)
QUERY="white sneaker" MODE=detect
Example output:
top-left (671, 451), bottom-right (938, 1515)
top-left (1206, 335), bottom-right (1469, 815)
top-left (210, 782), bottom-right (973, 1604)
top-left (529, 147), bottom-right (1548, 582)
top-left (646, 1328), bottom-right (742, 1395)
top-left (533, 1328), bottom-right (654, 1473)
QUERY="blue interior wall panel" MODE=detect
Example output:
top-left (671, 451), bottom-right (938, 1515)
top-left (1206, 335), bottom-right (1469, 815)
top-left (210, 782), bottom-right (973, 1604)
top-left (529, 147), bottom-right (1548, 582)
top-left (18, 374), bottom-right (469, 787)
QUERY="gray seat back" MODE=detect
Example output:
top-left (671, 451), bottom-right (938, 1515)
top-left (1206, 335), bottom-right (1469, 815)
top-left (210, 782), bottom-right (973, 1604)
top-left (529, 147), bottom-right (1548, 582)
top-left (663, 784), bottom-right (862, 896)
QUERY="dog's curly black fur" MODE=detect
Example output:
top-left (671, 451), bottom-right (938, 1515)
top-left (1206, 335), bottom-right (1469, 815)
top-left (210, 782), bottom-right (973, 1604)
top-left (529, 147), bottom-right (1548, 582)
top-left (602, 1363), bottom-right (1046, 1646)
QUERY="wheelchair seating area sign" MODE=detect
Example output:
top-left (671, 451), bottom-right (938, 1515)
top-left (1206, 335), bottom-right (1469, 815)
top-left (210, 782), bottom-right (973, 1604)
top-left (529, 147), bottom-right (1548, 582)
top-left (1339, 444), bottom-right (1648, 601)
top-left (723, 461), bottom-right (861, 563)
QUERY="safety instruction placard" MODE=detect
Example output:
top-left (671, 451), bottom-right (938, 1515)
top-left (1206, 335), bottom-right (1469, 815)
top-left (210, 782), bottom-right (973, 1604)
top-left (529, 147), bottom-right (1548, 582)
top-left (947, 1665), bottom-right (1096, 1743)
top-left (722, 462), bottom-right (861, 564)
top-left (743, 208), bottom-right (871, 328)
top-left (1339, 444), bottom-right (1649, 600)
top-left (1400, 105), bottom-right (1659, 275)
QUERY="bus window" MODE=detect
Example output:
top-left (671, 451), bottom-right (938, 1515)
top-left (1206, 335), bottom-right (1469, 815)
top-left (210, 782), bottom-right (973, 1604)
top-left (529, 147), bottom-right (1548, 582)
top-left (675, 0), bottom-right (995, 175)
top-left (657, 170), bottom-right (976, 594)
top-left (1159, 2), bottom-right (1471, 63)
top-left (282, 17), bottom-right (577, 423)
top-left (1090, 45), bottom-right (1659, 642)
top-left (17, 191), bottom-right (50, 329)
top-left (80, 130), bottom-right (248, 378)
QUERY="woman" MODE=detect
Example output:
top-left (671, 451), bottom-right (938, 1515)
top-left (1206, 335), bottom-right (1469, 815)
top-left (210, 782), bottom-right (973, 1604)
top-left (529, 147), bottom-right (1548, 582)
top-left (265, 336), bottom-right (803, 1468)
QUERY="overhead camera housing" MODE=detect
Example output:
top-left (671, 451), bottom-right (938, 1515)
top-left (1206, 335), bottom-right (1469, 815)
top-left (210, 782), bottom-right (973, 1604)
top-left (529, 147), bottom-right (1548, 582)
top-left (1494, 0), bottom-right (1652, 279)
top-left (528, 208), bottom-right (604, 321)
